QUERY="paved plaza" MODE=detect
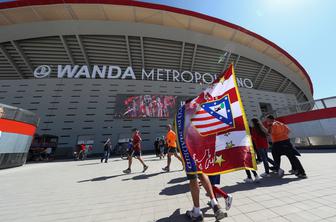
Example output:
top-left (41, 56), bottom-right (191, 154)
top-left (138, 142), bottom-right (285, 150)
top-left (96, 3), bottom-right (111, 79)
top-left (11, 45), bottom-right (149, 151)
top-left (1, 151), bottom-right (336, 222)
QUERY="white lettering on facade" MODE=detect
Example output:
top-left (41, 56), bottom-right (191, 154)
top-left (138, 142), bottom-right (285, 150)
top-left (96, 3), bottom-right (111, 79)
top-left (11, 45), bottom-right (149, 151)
top-left (243, 78), bottom-right (254, 88)
top-left (74, 65), bottom-right (90, 78)
top-left (92, 65), bottom-right (106, 79)
top-left (237, 77), bottom-right (244, 87)
top-left (43, 64), bottom-right (254, 88)
top-left (165, 69), bottom-right (171, 81)
top-left (195, 72), bottom-right (202, 83)
top-left (202, 73), bottom-right (214, 84)
top-left (172, 70), bottom-right (180, 82)
top-left (157, 68), bottom-right (164, 81)
top-left (142, 68), bottom-right (154, 80)
top-left (107, 66), bottom-right (122, 79)
top-left (122, 67), bottom-right (136, 79)
top-left (57, 65), bottom-right (79, 78)
top-left (181, 71), bottom-right (193, 83)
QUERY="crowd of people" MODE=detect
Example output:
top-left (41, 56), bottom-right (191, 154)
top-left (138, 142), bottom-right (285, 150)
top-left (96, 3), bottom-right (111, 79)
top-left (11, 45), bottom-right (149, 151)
top-left (96, 115), bottom-right (306, 221)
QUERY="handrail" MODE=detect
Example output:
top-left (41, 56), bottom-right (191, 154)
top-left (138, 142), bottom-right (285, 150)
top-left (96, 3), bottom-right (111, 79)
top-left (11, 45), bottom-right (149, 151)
top-left (260, 96), bottom-right (336, 119)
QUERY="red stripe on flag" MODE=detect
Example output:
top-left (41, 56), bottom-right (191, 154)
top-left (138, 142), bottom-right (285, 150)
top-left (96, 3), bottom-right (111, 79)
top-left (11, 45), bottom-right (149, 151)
top-left (195, 110), bottom-right (207, 114)
top-left (198, 116), bottom-right (245, 136)
top-left (195, 120), bottom-right (223, 129)
top-left (214, 87), bottom-right (238, 104)
top-left (191, 116), bottom-right (214, 121)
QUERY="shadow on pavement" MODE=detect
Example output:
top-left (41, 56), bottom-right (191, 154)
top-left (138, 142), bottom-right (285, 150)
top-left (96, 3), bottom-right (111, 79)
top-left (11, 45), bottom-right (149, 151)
top-left (77, 162), bottom-right (101, 166)
top-left (156, 207), bottom-right (218, 222)
top-left (156, 209), bottom-right (189, 222)
top-left (77, 174), bottom-right (126, 183)
top-left (147, 158), bottom-right (165, 162)
top-left (159, 183), bottom-right (189, 196)
top-left (221, 177), bottom-right (300, 194)
top-left (168, 177), bottom-right (187, 184)
top-left (122, 172), bottom-right (162, 181)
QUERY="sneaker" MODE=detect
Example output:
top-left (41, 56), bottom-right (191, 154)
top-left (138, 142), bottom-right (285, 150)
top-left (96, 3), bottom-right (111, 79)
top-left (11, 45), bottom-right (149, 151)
top-left (269, 166), bottom-right (277, 172)
top-left (123, 168), bottom-right (131, 174)
top-left (296, 173), bottom-right (307, 179)
top-left (254, 175), bottom-right (261, 182)
top-left (185, 209), bottom-right (204, 222)
top-left (244, 178), bottom-right (253, 183)
top-left (162, 166), bottom-right (170, 172)
top-left (289, 169), bottom-right (298, 175)
top-left (212, 204), bottom-right (227, 220)
top-left (143, 165), bottom-right (149, 173)
top-left (260, 172), bottom-right (271, 178)
top-left (278, 169), bottom-right (284, 178)
top-left (225, 194), bottom-right (233, 211)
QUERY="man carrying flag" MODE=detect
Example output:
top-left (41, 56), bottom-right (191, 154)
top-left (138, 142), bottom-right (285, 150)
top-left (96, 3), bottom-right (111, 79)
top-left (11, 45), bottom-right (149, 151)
top-left (176, 64), bottom-right (256, 221)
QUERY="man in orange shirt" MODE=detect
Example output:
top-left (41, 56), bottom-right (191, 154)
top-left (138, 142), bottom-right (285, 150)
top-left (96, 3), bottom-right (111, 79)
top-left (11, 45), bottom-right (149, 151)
top-left (265, 115), bottom-right (307, 178)
top-left (162, 124), bottom-right (183, 172)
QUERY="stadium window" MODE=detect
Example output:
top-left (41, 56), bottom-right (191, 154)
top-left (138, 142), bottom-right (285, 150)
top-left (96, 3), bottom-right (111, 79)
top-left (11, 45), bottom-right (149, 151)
top-left (259, 103), bottom-right (273, 116)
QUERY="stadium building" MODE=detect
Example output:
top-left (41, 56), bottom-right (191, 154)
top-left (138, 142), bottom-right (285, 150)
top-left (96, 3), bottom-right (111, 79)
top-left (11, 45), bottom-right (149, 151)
top-left (0, 0), bottom-right (313, 156)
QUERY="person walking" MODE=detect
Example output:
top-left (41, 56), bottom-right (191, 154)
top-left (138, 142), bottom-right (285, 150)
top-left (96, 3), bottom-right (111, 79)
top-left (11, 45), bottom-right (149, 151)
top-left (79, 143), bottom-right (86, 160)
top-left (265, 115), bottom-right (307, 178)
top-left (154, 137), bottom-right (162, 159)
top-left (244, 169), bottom-right (261, 183)
top-left (123, 128), bottom-right (149, 174)
top-left (101, 138), bottom-right (112, 163)
top-left (250, 118), bottom-right (273, 177)
top-left (162, 124), bottom-right (184, 172)
top-left (207, 175), bottom-right (233, 211)
top-left (186, 173), bottom-right (226, 221)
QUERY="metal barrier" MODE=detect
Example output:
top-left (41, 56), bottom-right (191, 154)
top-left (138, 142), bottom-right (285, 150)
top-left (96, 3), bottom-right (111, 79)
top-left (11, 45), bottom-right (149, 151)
top-left (261, 96), bottom-right (336, 119)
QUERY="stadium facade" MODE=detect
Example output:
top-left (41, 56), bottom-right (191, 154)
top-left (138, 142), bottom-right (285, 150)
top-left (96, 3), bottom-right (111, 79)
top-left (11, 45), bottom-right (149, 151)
top-left (0, 0), bottom-right (313, 155)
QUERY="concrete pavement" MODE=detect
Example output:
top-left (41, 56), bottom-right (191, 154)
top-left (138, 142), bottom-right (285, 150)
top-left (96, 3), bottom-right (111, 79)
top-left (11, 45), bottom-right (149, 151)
top-left (1, 152), bottom-right (336, 222)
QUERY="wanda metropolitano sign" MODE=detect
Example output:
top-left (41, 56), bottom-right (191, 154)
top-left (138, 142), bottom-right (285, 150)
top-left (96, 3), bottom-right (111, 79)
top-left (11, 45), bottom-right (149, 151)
top-left (33, 64), bottom-right (254, 88)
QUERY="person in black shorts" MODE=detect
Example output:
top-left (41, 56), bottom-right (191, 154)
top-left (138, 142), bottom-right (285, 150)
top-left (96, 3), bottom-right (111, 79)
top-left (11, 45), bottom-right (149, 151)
top-left (123, 128), bottom-right (148, 174)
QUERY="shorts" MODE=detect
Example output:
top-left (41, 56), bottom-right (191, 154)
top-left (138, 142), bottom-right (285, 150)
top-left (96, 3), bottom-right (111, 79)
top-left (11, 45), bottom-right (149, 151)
top-left (186, 172), bottom-right (202, 180)
top-left (208, 175), bottom-right (220, 185)
top-left (168, 147), bottom-right (177, 154)
top-left (128, 149), bottom-right (141, 157)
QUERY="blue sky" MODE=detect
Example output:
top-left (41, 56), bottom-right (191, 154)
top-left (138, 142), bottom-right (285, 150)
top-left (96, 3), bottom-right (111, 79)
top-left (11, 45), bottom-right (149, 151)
top-left (138, 0), bottom-right (336, 100)
top-left (0, 0), bottom-right (335, 99)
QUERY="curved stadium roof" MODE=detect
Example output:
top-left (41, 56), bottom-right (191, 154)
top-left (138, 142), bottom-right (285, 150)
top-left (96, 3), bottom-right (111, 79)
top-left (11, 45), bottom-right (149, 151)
top-left (0, 0), bottom-right (313, 100)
